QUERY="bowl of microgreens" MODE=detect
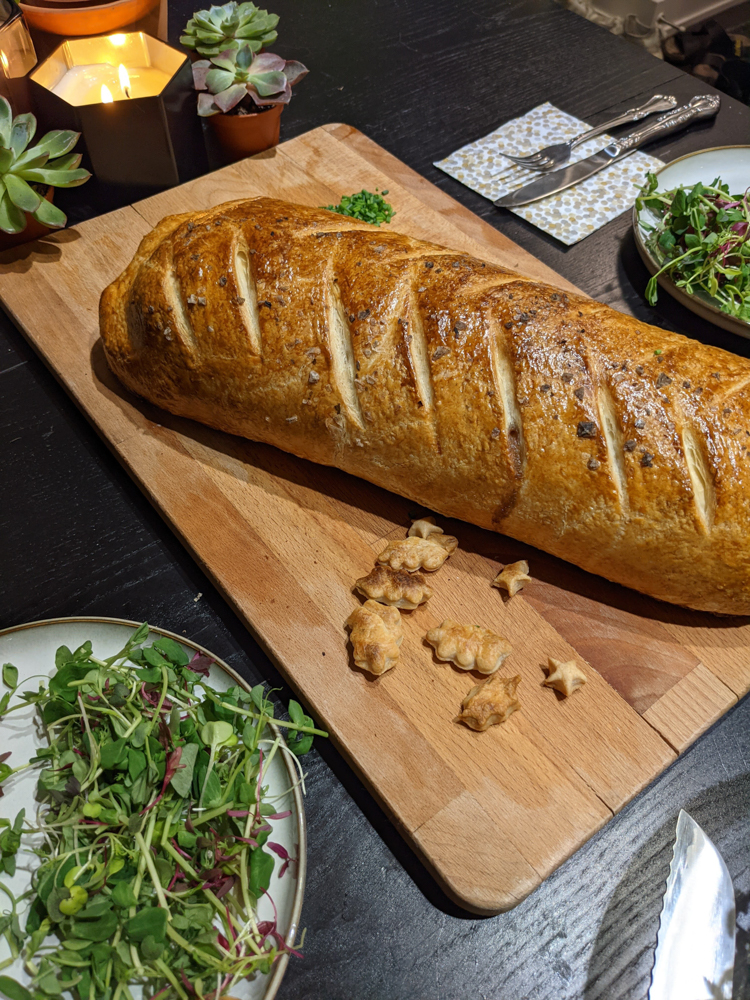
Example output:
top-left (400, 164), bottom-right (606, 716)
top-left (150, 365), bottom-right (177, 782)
top-left (0, 616), bottom-right (326, 1000)
top-left (634, 145), bottom-right (750, 337)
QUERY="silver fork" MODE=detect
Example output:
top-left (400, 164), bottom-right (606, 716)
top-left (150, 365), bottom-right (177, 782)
top-left (500, 94), bottom-right (678, 171)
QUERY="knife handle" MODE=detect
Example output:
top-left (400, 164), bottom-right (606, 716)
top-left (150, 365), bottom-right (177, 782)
top-left (613, 95), bottom-right (720, 153)
top-left (569, 94), bottom-right (677, 149)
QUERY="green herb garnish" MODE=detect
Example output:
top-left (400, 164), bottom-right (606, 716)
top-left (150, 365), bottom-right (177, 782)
top-left (636, 172), bottom-right (750, 323)
top-left (0, 625), bottom-right (326, 1000)
top-left (324, 188), bottom-right (394, 226)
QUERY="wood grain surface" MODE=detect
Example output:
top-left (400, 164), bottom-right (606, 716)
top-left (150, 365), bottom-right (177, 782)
top-left (1, 122), bottom-right (748, 914)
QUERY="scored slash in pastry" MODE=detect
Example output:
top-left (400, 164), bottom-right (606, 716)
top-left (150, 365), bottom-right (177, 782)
top-left (543, 657), bottom-right (587, 697)
top-left (355, 564), bottom-right (433, 610)
top-left (492, 559), bottom-right (531, 597)
top-left (346, 599), bottom-right (404, 675)
top-left (377, 533), bottom-right (458, 573)
top-left (456, 674), bottom-right (522, 731)
top-left (425, 619), bottom-right (512, 675)
top-left (408, 516), bottom-right (445, 539)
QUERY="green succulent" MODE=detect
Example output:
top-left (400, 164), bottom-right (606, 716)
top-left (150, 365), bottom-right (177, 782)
top-left (0, 97), bottom-right (91, 236)
top-left (193, 46), bottom-right (307, 116)
top-left (180, 2), bottom-right (278, 57)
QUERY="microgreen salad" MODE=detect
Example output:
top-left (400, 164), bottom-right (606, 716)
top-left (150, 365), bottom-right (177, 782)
top-left (636, 173), bottom-right (750, 324)
top-left (0, 624), bottom-right (326, 1000)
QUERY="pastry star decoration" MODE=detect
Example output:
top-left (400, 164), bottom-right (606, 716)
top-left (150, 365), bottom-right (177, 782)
top-left (492, 559), bottom-right (531, 597)
top-left (457, 674), bottom-right (522, 731)
top-left (408, 516), bottom-right (445, 539)
top-left (543, 657), bottom-right (587, 697)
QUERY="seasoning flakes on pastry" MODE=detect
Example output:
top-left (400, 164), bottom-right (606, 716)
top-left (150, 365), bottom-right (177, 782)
top-left (492, 559), bottom-right (531, 597)
top-left (355, 564), bottom-right (433, 610)
top-left (377, 533), bottom-right (458, 573)
top-left (346, 599), bottom-right (404, 676)
top-left (425, 619), bottom-right (512, 675)
top-left (457, 674), bottom-right (522, 731)
top-left (543, 657), bottom-right (587, 697)
top-left (408, 516), bottom-right (445, 539)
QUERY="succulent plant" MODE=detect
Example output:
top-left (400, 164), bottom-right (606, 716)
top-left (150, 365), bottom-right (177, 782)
top-left (193, 45), bottom-right (307, 117)
top-left (180, 2), bottom-right (278, 57)
top-left (0, 97), bottom-right (90, 236)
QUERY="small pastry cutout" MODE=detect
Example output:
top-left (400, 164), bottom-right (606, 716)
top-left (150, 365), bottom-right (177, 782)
top-left (377, 533), bottom-right (457, 573)
top-left (345, 599), bottom-right (404, 676)
top-left (543, 657), bottom-right (587, 697)
top-left (355, 565), bottom-right (433, 610)
top-left (457, 674), bottom-right (522, 731)
top-left (425, 619), bottom-right (512, 675)
top-left (492, 559), bottom-right (531, 597)
top-left (408, 516), bottom-right (445, 539)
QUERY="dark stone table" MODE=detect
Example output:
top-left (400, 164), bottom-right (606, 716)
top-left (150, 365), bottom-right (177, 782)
top-left (2, 1), bottom-right (749, 996)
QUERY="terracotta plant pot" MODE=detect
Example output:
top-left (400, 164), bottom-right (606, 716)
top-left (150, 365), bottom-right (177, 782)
top-left (207, 103), bottom-right (282, 163)
top-left (19, 0), bottom-right (157, 36)
top-left (0, 187), bottom-right (55, 251)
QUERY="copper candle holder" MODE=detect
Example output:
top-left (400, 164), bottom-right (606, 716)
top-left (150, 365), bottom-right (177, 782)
top-left (29, 31), bottom-right (201, 187)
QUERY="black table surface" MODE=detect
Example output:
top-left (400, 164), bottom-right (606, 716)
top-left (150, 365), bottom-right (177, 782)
top-left (3, 2), bottom-right (750, 996)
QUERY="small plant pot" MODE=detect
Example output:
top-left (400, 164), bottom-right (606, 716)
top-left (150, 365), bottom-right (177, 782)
top-left (19, 0), bottom-right (158, 36)
top-left (207, 103), bottom-right (282, 163)
top-left (0, 187), bottom-right (55, 251)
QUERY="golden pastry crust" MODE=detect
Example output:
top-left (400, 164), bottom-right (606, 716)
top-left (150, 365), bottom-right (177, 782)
top-left (492, 560), bottom-right (531, 597)
top-left (100, 196), bottom-right (750, 615)
top-left (408, 516), bottom-right (445, 539)
top-left (377, 534), bottom-right (457, 573)
top-left (425, 619), bottom-right (512, 674)
top-left (346, 599), bottom-right (403, 675)
top-left (457, 674), bottom-right (522, 731)
top-left (354, 564), bottom-right (433, 609)
top-left (543, 657), bottom-right (587, 697)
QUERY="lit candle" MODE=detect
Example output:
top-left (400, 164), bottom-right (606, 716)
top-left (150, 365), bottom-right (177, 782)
top-left (51, 60), bottom-right (170, 105)
top-left (52, 63), bottom-right (119, 104)
top-left (118, 63), bottom-right (130, 99)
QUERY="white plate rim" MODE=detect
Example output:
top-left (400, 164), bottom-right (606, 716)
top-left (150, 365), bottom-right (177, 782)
top-left (632, 144), bottom-right (750, 338)
top-left (0, 615), bottom-right (307, 1000)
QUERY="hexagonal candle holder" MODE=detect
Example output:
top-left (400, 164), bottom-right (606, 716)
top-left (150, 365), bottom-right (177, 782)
top-left (30, 32), bottom-right (199, 187)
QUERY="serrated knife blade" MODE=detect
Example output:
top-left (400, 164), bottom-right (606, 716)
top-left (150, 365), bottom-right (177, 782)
top-left (649, 810), bottom-right (735, 1000)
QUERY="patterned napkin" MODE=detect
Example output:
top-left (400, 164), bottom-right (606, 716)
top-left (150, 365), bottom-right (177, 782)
top-left (435, 102), bottom-right (664, 245)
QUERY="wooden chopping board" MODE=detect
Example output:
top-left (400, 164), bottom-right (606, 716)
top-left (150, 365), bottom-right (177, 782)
top-left (1, 123), bottom-right (748, 914)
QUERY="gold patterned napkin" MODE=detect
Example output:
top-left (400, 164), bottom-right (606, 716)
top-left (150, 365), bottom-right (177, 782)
top-left (435, 102), bottom-right (664, 245)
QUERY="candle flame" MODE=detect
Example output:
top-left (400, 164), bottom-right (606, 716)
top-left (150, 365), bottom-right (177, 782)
top-left (118, 64), bottom-right (131, 98)
top-left (109, 33), bottom-right (127, 45)
top-left (101, 84), bottom-right (114, 103)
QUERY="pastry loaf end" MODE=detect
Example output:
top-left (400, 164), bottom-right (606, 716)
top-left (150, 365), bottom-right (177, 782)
top-left (100, 196), bottom-right (750, 615)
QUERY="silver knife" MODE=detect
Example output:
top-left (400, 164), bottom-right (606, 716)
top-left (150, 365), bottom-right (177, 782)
top-left (494, 95), bottom-right (721, 208)
top-left (649, 809), bottom-right (735, 1000)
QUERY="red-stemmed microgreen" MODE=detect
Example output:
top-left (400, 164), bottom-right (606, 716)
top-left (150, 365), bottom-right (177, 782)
top-left (637, 172), bottom-right (750, 322)
top-left (0, 625), bottom-right (325, 1000)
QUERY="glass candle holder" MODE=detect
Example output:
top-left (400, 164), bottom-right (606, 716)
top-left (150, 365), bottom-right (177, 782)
top-left (0, 0), bottom-right (36, 78)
